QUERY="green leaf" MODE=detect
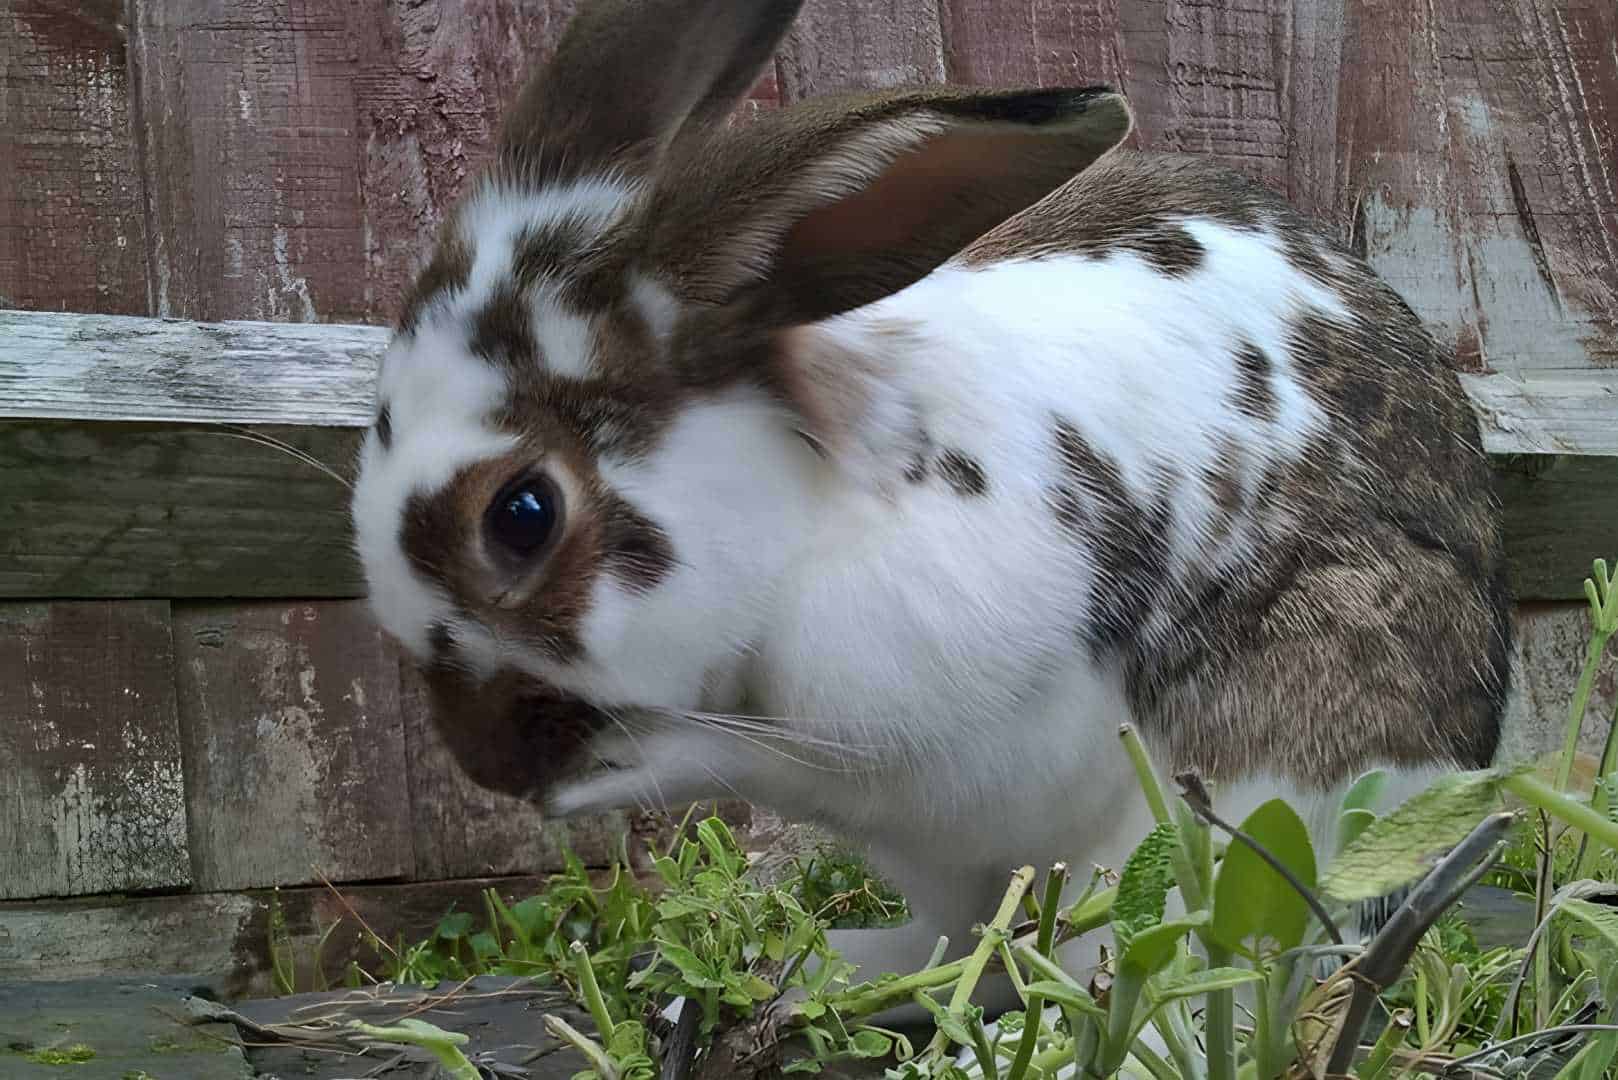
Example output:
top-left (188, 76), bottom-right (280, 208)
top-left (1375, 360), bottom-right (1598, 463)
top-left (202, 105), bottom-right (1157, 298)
top-left (1113, 822), bottom-right (1179, 953)
top-left (1022, 980), bottom-right (1107, 1021)
top-left (1339, 769), bottom-right (1388, 817)
top-left (697, 818), bottom-right (743, 876)
top-left (848, 1029), bottom-right (894, 1058)
top-left (1145, 966), bottom-right (1263, 1006)
top-left (1122, 913), bottom-right (1209, 973)
top-left (727, 971), bottom-right (778, 1001)
top-left (782, 1059), bottom-right (824, 1074)
top-left (657, 941), bottom-right (725, 989)
top-left (1558, 897), bottom-right (1618, 955)
top-left (1211, 798), bottom-right (1316, 953)
top-left (1320, 769), bottom-right (1505, 902)
top-left (435, 911), bottom-right (474, 940)
top-left (1336, 808), bottom-right (1377, 852)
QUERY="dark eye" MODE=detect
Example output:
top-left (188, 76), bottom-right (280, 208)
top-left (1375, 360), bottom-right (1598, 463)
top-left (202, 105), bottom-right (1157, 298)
top-left (487, 476), bottom-right (561, 557)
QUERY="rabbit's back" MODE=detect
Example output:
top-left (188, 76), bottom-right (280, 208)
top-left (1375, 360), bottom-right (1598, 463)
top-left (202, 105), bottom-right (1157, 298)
top-left (782, 149), bottom-right (1513, 792)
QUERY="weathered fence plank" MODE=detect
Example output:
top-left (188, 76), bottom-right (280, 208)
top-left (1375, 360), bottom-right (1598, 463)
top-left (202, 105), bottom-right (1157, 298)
top-left (0, 310), bottom-right (383, 425)
top-left (1495, 455), bottom-right (1618, 602)
top-left (0, 309), bottom-right (1614, 600)
top-left (0, 1), bottom-right (149, 315)
top-left (171, 601), bottom-right (415, 891)
top-left (0, 601), bottom-right (190, 899)
top-left (0, 875), bottom-right (551, 997)
top-left (0, 421), bottom-right (361, 598)
top-left (127, 0), bottom-right (575, 325)
top-left (1335, 0), bottom-right (1618, 375)
top-left (777, 0), bottom-right (946, 101)
top-left (1461, 373), bottom-right (1618, 457)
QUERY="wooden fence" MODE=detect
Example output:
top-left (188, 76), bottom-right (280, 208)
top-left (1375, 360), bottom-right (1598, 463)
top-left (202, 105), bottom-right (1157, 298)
top-left (1, 0), bottom-right (1615, 995)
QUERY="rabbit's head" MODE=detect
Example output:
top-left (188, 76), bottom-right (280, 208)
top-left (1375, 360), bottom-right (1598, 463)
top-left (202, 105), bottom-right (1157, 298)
top-left (350, 0), bottom-right (1132, 800)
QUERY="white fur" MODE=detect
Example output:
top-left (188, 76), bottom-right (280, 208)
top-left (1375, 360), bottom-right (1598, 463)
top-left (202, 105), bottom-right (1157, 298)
top-left (545, 226), bottom-right (1423, 975)
top-left (359, 207), bottom-right (1447, 987)
top-left (352, 323), bottom-right (517, 661)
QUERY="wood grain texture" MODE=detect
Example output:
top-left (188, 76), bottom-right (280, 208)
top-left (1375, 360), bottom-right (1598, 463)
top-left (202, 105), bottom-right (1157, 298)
top-left (939, 0), bottom-right (1328, 212)
top-left (1462, 372), bottom-right (1618, 456)
top-left (0, 0), bottom-right (149, 314)
top-left (0, 890), bottom-right (259, 987)
top-left (399, 659), bottom-right (664, 881)
top-left (172, 601), bottom-right (414, 890)
top-left (128, 0), bottom-right (571, 324)
top-left (1500, 601), bottom-right (1618, 767)
top-left (0, 309), bottom-right (383, 425)
top-left (1495, 455), bottom-right (1618, 602)
top-left (0, 422), bottom-right (360, 598)
top-left (1336, 0), bottom-right (1618, 374)
top-left (777, 0), bottom-right (946, 101)
top-left (0, 601), bottom-right (190, 899)
top-left (0, 875), bottom-right (553, 996)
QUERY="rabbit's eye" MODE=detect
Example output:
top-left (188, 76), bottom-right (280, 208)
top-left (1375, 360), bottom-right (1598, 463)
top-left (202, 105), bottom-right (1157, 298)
top-left (486, 476), bottom-right (561, 557)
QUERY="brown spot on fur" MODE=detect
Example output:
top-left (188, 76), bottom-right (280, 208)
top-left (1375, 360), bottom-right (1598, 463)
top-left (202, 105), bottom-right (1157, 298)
top-left (598, 491), bottom-right (676, 593)
top-left (469, 281), bottom-right (540, 372)
top-left (1049, 419), bottom-right (1174, 653)
top-left (513, 219), bottom-right (601, 291)
top-left (1124, 268), bottom-right (1512, 789)
top-left (399, 226), bottom-right (473, 334)
top-left (936, 449), bottom-right (988, 496)
top-left (960, 152), bottom-right (1267, 269)
top-left (1201, 440), bottom-right (1246, 543)
top-left (1231, 340), bottom-right (1278, 422)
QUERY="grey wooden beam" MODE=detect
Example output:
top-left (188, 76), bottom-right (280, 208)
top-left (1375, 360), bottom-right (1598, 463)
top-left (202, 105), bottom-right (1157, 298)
top-left (0, 309), bottom-right (383, 426)
top-left (1, 309), bottom-right (1614, 599)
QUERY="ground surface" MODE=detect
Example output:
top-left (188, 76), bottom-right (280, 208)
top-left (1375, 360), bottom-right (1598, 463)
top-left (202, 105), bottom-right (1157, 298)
top-left (0, 887), bottom-right (1535, 1079)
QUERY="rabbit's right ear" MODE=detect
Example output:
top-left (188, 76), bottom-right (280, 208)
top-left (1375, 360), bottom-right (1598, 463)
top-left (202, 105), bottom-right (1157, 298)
top-left (498, 0), bottom-right (804, 184)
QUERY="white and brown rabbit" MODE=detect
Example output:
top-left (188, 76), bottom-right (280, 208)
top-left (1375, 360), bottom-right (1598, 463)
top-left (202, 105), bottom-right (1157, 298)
top-left (351, 0), bottom-right (1511, 986)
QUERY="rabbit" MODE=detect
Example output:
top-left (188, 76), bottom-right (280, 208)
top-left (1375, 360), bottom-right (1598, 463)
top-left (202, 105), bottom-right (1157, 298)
top-left (350, 0), bottom-right (1512, 1001)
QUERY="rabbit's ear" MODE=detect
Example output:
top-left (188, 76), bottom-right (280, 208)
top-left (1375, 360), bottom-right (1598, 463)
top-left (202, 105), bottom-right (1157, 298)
top-left (498, 0), bottom-right (803, 184)
top-left (647, 87), bottom-right (1133, 325)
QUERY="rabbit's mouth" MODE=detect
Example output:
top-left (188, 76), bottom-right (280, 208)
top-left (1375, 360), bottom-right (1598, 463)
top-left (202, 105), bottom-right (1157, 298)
top-left (417, 659), bottom-right (609, 803)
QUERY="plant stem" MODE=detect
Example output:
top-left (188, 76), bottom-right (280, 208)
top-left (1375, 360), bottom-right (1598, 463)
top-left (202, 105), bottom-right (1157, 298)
top-left (1505, 772), bottom-right (1618, 851)
top-left (1120, 725), bottom-right (1206, 911)
top-left (1063, 886), bottom-right (1118, 939)
top-left (1005, 864), bottom-right (1070, 1080)
top-left (1122, 723), bottom-right (1175, 826)
top-left (822, 961), bottom-right (966, 1018)
top-left (570, 940), bottom-right (617, 1043)
top-left (1099, 962), bottom-right (1147, 1076)
top-left (1204, 944), bottom-right (1238, 1080)
top-left (545, 1014), bottom-right (619, 1080)
top-left (922, 866), bottom-right (1037, 1060)
top-left (1554, 628), bottom-right (1613, 791)
top-left (966, 1012), bottom-right (999, 1079)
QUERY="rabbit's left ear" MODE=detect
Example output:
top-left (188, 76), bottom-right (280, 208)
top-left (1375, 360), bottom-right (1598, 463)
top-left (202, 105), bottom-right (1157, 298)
top-left (498, 0), bottom-right (805, 183)
top-left (645, 86), bottom-right (1133, 326)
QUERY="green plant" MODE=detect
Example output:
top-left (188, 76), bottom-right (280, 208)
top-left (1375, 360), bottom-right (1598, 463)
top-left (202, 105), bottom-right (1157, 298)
top-left (269, 556), bottom-right (1618, 1080)
top-left (24, 1043), bottom-right (95, 1064)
